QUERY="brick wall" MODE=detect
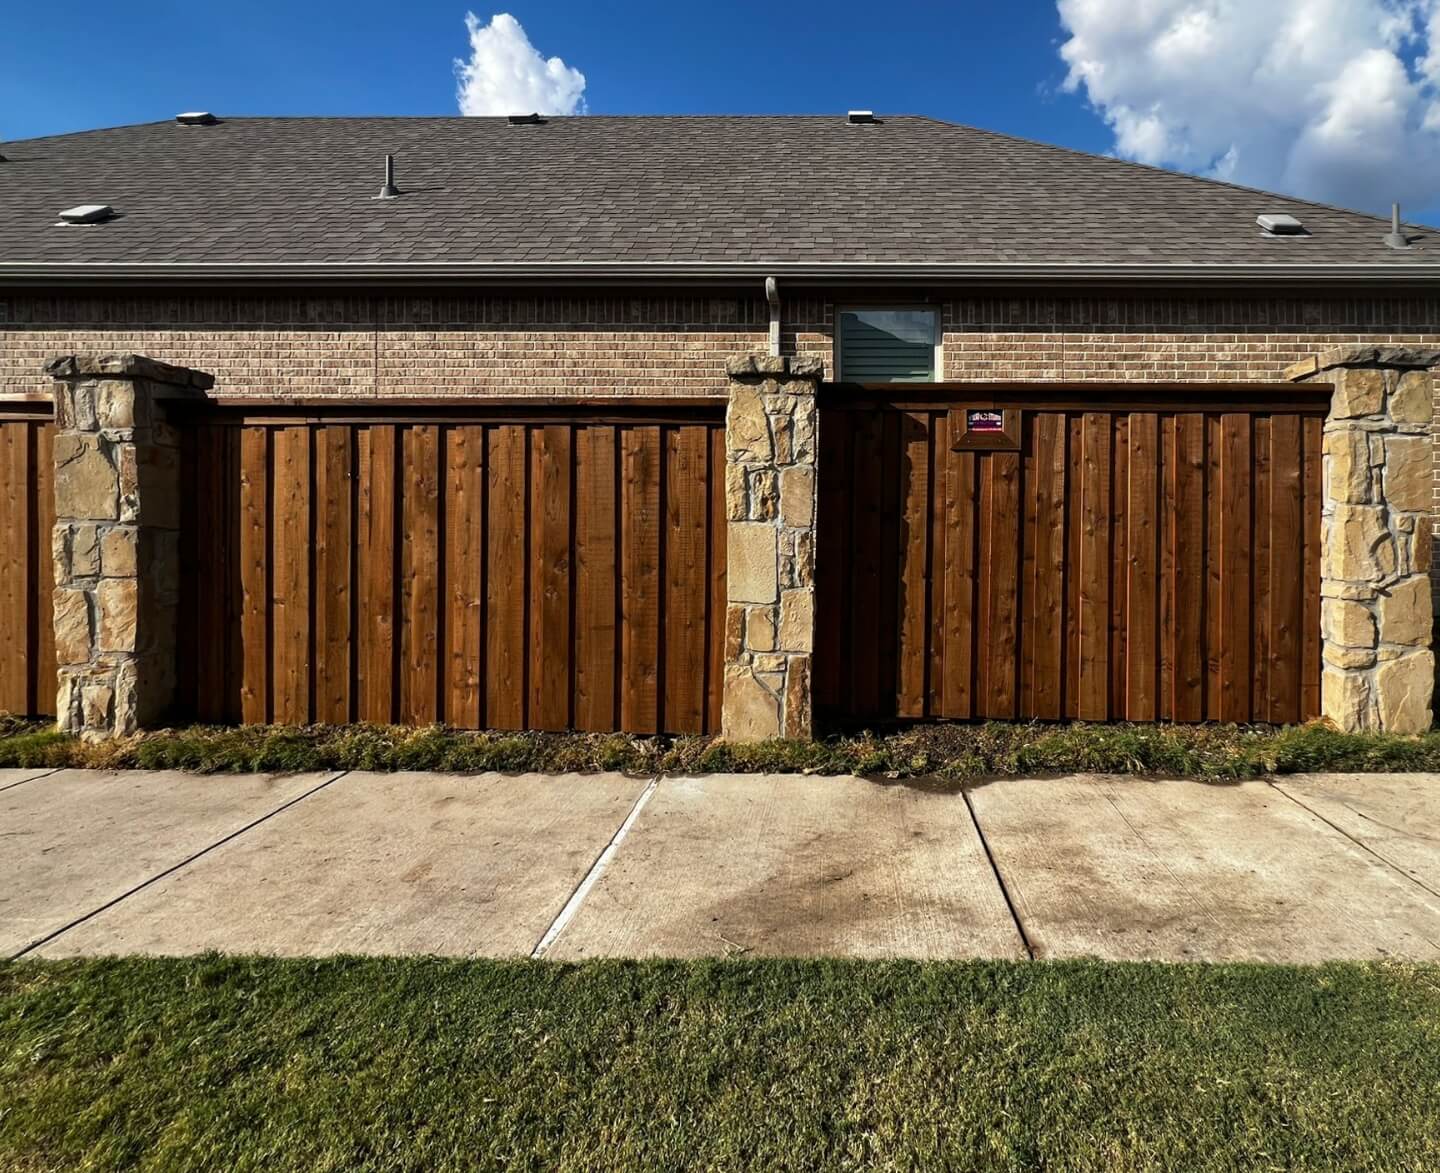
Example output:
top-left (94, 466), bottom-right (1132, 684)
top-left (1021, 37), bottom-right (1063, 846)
top-left (6, 289), bottom-right (1439, 393)
top-left (4, 288), bottom-right (1439, 557)
top-left (0, 293), bottom-right (782, 399)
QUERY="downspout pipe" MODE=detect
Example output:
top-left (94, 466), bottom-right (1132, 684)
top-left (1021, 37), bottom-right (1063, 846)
top-left (765, 275), bottom-right (781, 356)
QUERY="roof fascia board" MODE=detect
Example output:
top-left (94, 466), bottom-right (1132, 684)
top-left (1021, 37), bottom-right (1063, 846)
top-left (0, 261), bottom-right (1436, 289)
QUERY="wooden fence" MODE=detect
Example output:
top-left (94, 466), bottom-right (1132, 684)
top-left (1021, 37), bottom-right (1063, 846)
top-left (0, 404), bottom-right (56, 718)
top-left (814, 386), bottom-right (1330, 726)
top-left (176, 402), bottom-right (727, 734)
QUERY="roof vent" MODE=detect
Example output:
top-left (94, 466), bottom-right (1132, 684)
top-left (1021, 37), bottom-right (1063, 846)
top-left (57, 204), bottom-right (115, 225)
top-left (175, 111), bottom-right (218, 126)
top-left (507, 112), bottom-right (545, 125)
top-left (1257, 212), bottom-right (1306, 236)
top-left (1383, 202), bottom-right (1410, 249)
top-left (374, 154), bottom-right (400, 200)
top-left (847, 110), bottom-right (878, 124)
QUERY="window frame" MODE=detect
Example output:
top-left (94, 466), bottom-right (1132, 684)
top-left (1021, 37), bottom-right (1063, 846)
top-left (833, 304), bottom-right (943, 384)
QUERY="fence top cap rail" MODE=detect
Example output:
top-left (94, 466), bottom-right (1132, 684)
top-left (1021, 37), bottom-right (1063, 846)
top-left (164, 395), bottom-right (727, 417)
top-left (821, 380), bottom-right (1334, 400)
top-left (831, 380), bottom-right (1334, 393)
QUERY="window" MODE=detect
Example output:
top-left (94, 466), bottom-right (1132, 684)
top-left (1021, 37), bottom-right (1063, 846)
top-left (836, 308), bottom-right (938, 382)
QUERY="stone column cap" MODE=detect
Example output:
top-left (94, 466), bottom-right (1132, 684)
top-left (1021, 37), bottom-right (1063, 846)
top-left (46, 353), bottom-right (216, 391)
top-left (725, 353), bottom-right (824, 380)
top-left (1285, 345), bottom-right (1440, 381)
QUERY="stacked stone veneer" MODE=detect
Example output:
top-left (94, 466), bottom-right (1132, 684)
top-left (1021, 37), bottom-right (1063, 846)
top-left (721, 355), bottom-right (822, 741)
top-left (1288, 347), bottom-right (1438, 733)
top-left (47, 354), bottom-right (210, 737)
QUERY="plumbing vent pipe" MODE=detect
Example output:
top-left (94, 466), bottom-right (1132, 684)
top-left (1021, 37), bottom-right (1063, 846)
top-left (1384, 203), bottom-right (1409, 249)
top-left (375, 154), bottom-right (399, 200)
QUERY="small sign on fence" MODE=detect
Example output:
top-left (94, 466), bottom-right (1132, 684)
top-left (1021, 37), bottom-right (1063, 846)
top-left (950, 406), bottom-right (1021, 451)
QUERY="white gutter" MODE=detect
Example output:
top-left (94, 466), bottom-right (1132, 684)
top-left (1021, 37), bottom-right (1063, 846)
top-left (0, 260), bottom-right (1437, 287)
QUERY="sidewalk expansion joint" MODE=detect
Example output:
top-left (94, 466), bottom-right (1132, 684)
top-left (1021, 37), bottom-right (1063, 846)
top-left (962, 785), bottom-right (1036, 961)
top-left (6, 769), bottom-right (351, 960)
top-left (531, 774), bottom-right (661, 959)
top-left (1269, 780), bottom-right (1440, 903)
top-left (0, 767), bottom-right (65, 794)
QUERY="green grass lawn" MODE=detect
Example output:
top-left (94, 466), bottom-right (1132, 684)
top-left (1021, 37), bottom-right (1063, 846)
top-left (3, 957), bottom-right (1439, 1170)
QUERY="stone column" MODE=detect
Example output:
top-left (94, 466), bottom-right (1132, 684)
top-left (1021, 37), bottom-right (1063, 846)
top-left (721, 354), bottom-right (822, 741)
top-left (46, 354), bottom-right (212, 738)
top-left (1287, 345), bottom-right (1439, 733)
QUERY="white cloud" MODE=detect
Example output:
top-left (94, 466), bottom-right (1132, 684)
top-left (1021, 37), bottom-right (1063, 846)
top-left (454, 12), bottom-right (586, 116)
top-left (1057, 0), bottom-right (1440, 212)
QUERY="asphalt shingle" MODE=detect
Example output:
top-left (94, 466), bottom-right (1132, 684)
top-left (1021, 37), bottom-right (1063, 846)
top-left (0, 114), bottom-right (1432, 269)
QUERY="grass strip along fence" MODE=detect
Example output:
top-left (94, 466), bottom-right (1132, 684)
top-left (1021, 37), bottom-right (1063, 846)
top-left (3, 956), bottom-right (1439, 1169)
top-left (2, 714), bottom-right (1439, 779)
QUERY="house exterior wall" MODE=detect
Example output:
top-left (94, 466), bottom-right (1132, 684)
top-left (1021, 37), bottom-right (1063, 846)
top-left (3, 288), bottom-right (1439, 570)
top-left (4, 289), bottom-right (1439, 390)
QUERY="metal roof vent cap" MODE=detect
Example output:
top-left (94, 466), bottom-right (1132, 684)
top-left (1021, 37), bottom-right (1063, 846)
top-left (57, 204), bottom-right (115, 225)
top-left (847, 110), bottom-right (878, 124)
top-left (175, 111), bottom-right (218, 126)
top-left (508, 112), bottom-right (545, 125)
top-left (1257, 212), bottom-right (1306, 235)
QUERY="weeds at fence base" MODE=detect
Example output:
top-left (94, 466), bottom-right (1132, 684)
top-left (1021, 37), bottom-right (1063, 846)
top-left (2, 714), bottom-right (1437, 780)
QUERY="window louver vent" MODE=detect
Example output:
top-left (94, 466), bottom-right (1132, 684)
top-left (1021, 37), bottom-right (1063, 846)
top-left (838, 309), bottom-right (936, 381)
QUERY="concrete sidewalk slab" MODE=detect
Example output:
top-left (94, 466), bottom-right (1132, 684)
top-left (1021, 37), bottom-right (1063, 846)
top-left (968, 775), bottom-right (1440, 962)
top-left (38, 771), bottom-right (647, 959)
top-left (1273, 774), bottom-right (1440, 896)
top-left (1, 769), bottom-right (333, 958)
top-left (0, 768), bottom-right (58, 792)
top-left (549, 774), bottom-right (1023, 960)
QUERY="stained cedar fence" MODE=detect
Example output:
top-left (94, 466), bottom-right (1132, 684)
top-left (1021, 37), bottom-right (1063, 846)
top-left (0, 403), bottom-right (56, 718)
top-left (814, 385), bottom-right (1330, 727)
top-left (175, 401), bottom-right (727, 734)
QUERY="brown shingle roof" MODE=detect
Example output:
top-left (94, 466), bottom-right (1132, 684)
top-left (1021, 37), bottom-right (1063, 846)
top-left (0, 114), bottom-right (1434, 274)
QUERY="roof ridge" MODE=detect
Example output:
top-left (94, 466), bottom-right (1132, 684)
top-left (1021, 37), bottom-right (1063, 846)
top-left (911, 115), bottom-right (1430, 231)
top-left (6, 112), bottom-right (940, 142)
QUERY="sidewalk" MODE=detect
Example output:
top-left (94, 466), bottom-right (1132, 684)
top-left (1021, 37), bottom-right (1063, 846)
top-left (3, 767), bottom-right (1438, 963)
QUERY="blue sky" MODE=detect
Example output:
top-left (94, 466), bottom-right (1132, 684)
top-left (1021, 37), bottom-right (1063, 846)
top-left (3, 1), bottom-right (1439, 218)
top-left (1, 2), bottom-right (1094, 143)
